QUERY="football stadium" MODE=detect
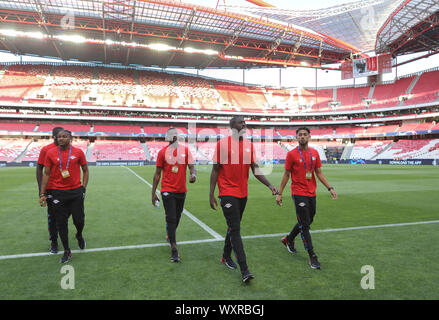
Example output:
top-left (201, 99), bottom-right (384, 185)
top-left (0, 0), bottom-right (439, 303)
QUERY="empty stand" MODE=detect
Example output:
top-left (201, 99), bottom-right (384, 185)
top-left (0, 122), bottom-right (36, 131)
top-left (370, 76), bottom-right (415, 108)
top-left (93, 125), bottom-right (141, 133)
top-left (90, 140), bottom-right (146, 161)
top-left (350, 140), bottom-right (392, 160)
top-left (406, 70), bottom-right (439, 105)
top-left (376, 139), bottom-right (439, 160)
top-left (0, 139), bottom-right (30, 162)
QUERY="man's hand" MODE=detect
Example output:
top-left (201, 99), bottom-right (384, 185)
top-left (276, 194), bottom-right (282, 206)
top-left (189, 174), bottom-right (196, 183)
top-left (40, 195), bottom-right (47, 207)
top-left (330, 188), bottom-right (338, 200)
top-left (269, 185), bottom-right (279, 195)
top-left (209, 194), bottom-right (218, 210)
top-left (152, 193), bottom-right (160, 207)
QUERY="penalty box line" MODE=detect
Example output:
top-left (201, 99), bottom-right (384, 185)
top-left (122, 166), bottom-right (223, 240)
top-left (1, 220), bottom-right (439, 261)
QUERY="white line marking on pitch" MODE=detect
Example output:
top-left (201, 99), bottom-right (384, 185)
top-left (1, 220), bottom-right (438, 261)
top-left (122, 166), bottom-right (223, 240)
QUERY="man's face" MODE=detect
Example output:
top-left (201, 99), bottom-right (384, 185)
top-left (53, 130), bottom-right (62, 145)
top-left (231, 118), bottom-right (246, 135)
top-left (297, 130), bottom-right (310, 145)
top-left (57, 132), bottom-right (71, 147)
top-left (166, 129), bottom-right (178, 143)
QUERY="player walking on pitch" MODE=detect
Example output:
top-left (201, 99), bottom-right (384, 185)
top-left (276, 127), bottom-right (337, 269)
top-left (39, 130), bottom-right (89, 263)
top-left (151, 128), bottom-right (196, 263)
top-left (210, 116), bottom-right (278, 283)
top-left (36, 126), bottom-right (64, 254)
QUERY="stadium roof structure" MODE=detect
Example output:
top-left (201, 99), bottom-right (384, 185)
top-left (0, 0), bottom-right (362, 69)
top-left (375, 0), bottom-right (439, 56)
top-left (224, 0), bottom-right (405, 53)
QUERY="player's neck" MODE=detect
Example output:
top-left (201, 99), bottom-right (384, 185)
top-left (60, 143), bottom-right (70, 150)
top-left (169, 141), bottom-right (179, 148)
top-left (231, 134), bottom-right (243, 141)
top-left (298, 144), bottom-right (308, 151)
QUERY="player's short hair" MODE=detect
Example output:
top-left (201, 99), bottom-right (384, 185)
top-left (52, 127), bottom-right (64, 137)
top-left (229, 116), bottom-right (244, 128)
top-left (165, 127), bottom-right (178, 141)
top-left (296, 127), bottom-right (310, 134)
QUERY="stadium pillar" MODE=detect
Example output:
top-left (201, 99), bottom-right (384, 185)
top-left (279, 68), bottom-right (282, 88)
top-left (368, 74), bottom-right (383, 86)
top-left (315, 68), bottom-right (318, 105)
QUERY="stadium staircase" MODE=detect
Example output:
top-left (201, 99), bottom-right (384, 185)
top-left (85, 142), bottom-right (94, 162)
top-left (278, 141), bottom-right (291, 152)
top-left (367, 85), bottom-right (375, 100)
top-left (14, 140), bottom-right (33, 162)
top-left (340, 143), bottom-right (354, 160)
top-left (133, 70), bottom-right (140, 85)
top-left (400, 74), bottom-right (422, 106)
top-left (370, 141), bottom-right (396, 160)
top-left (142, 142), bottom-right (151, 161)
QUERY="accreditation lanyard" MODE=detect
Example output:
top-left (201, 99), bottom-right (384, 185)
top-left (297, 146), bottom-right (313, 172)
top-left (59, 145), bottom-right (72, 172)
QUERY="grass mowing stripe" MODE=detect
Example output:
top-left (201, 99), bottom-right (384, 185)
top-left (1, 219), bottom-right (438, 261)
top-left (122, 166), bottom-right (223, 240)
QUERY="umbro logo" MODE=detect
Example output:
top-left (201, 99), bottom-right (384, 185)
top-left (298, 202), bottom-right (306, 207)
top-left (163, 192), bottom-right (169, 196)
top-left (53, 200), bottom-right (60, 204)
top-left (71, 156), bottom-right (76, 160)
top-left (224, 203), bottom-right (232, 208)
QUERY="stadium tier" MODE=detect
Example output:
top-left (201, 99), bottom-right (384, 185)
top-left (0, 122), bottom-right (36, 131)
top-left (336, 126), bottom-right (365, 135)
top-left (90, 140), bottom-right (146, 161)
top-left (2, 64), bottom-right (437, 112)
top-left (37, 123), bottom-right (91, 133)
top-left (350, 140), bottom-right (393, 160)
top-left (376, 139), bottom-right (439, 160)
top-left (20, 140), bottom-right (50, 162)
top-left (0, 139), bottom-right (30, 162)
top-left (370, 76), bottom-right (415, 108)
top-left (92, 125), bottom-right (141, 133)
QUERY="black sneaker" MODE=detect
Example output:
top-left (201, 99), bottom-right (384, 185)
top-left (281, 236), bottom-right (297, 253)
top-left (60, 250), bottom-right (72, 264)
top-left (242, 269), bottom-right (254, 283)
top-left (309, 254), bottom-right (321, 270)
top-left (221, 255), bottom-right (237, 270)
top-left (171, 248), bottom-right (180, 262)
top-left (76, 233), bottom-right (86, 250)
top-left (50, 240), bottom-right (59, 254)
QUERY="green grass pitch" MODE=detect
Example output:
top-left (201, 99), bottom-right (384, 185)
top-left (0, 164), bottom-right (438, 299)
